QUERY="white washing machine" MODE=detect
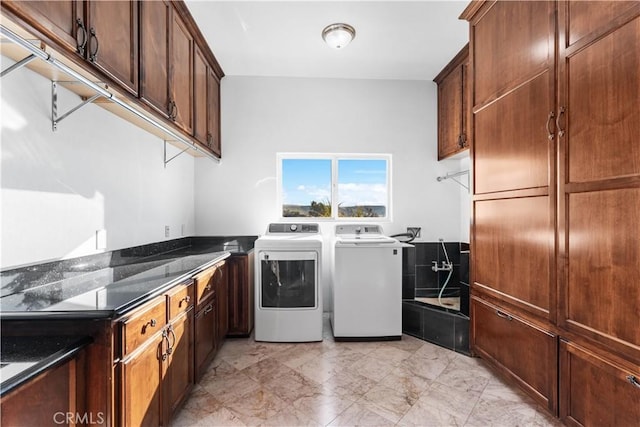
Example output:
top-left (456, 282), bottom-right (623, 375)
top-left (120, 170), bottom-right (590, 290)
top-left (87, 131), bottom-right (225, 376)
top-left (254, 223), bottom-right (323, 342)
top-left (331, 224), bottom-right (403, 340)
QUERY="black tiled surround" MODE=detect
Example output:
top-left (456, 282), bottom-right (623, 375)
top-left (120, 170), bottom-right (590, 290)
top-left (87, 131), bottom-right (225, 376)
top-left (402, 300), bottom-right (470, 355)
top-left (402, 242), bottom-right (469, 302)
top-left (401, 241), bottom-right (470, 355)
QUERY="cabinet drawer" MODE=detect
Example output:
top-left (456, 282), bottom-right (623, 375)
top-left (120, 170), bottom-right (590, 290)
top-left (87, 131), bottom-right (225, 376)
top-left (121, 296), bottom-right (167, 357)
top-left (560, 340), bottom-right (640, 427)
top-left (167, 280), bottom-right (194, 321)
top-left (471, 297), bottom-right (557, 412)
top-left (194, 262), bottom-right (225, 307)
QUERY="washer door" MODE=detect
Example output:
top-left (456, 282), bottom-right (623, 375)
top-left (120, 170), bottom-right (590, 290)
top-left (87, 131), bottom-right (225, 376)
top-left (258, 251), bottom-right (318, 310)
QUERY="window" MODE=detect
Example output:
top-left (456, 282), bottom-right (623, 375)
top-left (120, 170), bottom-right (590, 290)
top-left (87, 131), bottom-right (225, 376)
top-left (279, 154), bottom-right (390, 219)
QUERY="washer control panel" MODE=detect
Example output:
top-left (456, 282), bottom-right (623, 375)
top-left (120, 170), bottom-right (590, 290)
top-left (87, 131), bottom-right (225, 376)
top-left (267, 223), bottom-right (320, 233)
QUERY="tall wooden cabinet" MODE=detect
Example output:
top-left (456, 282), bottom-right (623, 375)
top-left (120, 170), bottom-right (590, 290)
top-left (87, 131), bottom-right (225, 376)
top-left (434, 44), bottom-right (470, 160)
top-left (462, 0), bottom-right (640, 423)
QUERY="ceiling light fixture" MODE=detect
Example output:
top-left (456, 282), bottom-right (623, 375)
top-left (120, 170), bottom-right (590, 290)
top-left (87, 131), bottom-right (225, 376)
top-left (322, 23), bottom-right (356, 49)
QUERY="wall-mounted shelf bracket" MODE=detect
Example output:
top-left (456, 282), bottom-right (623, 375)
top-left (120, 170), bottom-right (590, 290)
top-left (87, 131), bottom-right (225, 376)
top-left (51, 81), bottom-right (103, 131)
top-left (436, 169), bottom-right (469, 191)
top-left (1, 53), bottom-right (37, 78)
top-left (164, 140), bottom-right (191, 168)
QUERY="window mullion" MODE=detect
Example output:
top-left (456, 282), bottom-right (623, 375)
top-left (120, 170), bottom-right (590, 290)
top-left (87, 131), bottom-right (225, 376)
top-left (331, 156), bottom-right (338, 219)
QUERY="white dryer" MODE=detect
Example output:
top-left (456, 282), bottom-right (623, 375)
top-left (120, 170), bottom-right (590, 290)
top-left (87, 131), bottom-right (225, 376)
top-left (331, 224), bottom-right (403, 340)
top-left (254, 223), bottom-right (323, 342)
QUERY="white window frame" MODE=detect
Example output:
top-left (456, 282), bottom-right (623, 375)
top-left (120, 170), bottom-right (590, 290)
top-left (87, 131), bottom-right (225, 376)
top-left (277, 153), bottom-right (392, 221)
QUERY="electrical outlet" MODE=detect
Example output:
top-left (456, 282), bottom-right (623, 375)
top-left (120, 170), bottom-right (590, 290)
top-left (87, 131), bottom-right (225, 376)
top-left (165, 226), bottom-right (170, 238)
top-left (407, 227), bottom-right (421, 238)
top-left (95, 229), bottom-right (107, 250)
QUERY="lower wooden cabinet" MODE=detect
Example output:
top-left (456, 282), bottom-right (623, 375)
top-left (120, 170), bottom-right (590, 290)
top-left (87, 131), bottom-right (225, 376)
top-left (560, 340), bottom-right (640, 427)
top-left (471, 296), bottom-right (557, 412)
top-left (120, 331), bottom-right (164, 427)
top-left (193, 260), bottom-right (227, 380)
top-left (194, 297), bottom-right (216, 381)
top-left (1, 349), bottom-right (86, 426)
top-left (118, 281), bottom-right (195, 426)
top-left (227, 253), bottom-right (254, 337)
top-left (164, 310), bottom-right (193, 422)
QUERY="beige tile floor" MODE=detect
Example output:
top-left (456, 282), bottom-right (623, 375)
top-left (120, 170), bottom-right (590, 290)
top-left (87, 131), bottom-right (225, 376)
top-left (172, 316), bottom-right (562, 426)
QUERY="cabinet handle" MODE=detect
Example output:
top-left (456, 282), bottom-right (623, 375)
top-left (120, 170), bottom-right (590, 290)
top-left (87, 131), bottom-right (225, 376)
top-left (546, 111), bottom-right (555, 141)
top-left (495, 310), bottom-right (513, 321)
top-left (204, 303), bottom-right (213, 315)
top-left (205, 283), bottom-right (212, 292)
top-left (172, 103), bottom-right (178, 121)
top-left (89, 27), bottom-right (99, 62)
top-left (628, 375), bottom-right (640, 389)
top-left (206, 132), bottom-right (212, 147)
top-left (76, 19), bottom-right (88, 56)
top-left (167, 100), bottom-right (177, 120)
top-left (142, 318), bottom-right (157, 332)
top-left (555, 106), bottom-right (565, 137)
top-left (166, 325), bottom-right (176, 355)
top-left (160, 330), bottom-right (169, 361)
top-left (179, 295), bottom-right (191, 307)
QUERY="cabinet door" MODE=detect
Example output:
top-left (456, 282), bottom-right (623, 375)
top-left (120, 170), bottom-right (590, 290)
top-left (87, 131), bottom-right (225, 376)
top-left (559, 7), bottom-right (640, 183)
top-left (86, 0), bottom-right (138, 95)
top-left (193, 44), bottom-right (208, 146)
top-left (207, 69), bottom-right (221, 157)
top-left (437, 62), bottom-right (463, 160)
top-left (228, 255), bottom-right (252, 336)
top-left (216, 263), bottom-right (229, 346)
top-left (169, 9), bottom-right (194, 134)
top-left (1, 355), bottom-right (83, 426)
top-left (473, 196), bottom-right (554, 319)
top-left (560, 340), bottom-right (640, 426)
top-left (470, 0), bottom-right (555, 194)
top-left (2, 0), bottom-right (82, 55)
top-left (563, 188), bottom-right (640, 362)
top-left (194, 300), bottom-right (216, 380)
top-left (120, 335), bottom-right (163, 427)
top-left (165, 310), bottom-right (194, 422)
top-left (139, 0), bottom-right (170, 117)
top-left (472, 297), bottom-right (557, 412)
top-left (472, 0), bottom-right (554, 106)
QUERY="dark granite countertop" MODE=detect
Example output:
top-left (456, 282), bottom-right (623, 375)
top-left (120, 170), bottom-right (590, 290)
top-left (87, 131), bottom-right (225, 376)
top-left (0, 335), bottom-right (92, 396)
top-left (0, 251), bottom-right (230, 319)
top-left (0, 236), bottom-right (257, 320)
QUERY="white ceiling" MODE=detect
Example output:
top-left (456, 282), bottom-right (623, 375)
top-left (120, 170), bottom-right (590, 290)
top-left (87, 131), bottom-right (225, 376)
top-left (185, 1), bottom-right (470, 81)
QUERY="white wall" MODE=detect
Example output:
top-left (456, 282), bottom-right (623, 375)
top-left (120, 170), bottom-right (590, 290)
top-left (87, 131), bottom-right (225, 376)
top-left (0, 56), bottom-right (195, 269)
top-left (194, 76), bottom-right (469, 307)
top-left (196, 76), bottom-right (466, 239)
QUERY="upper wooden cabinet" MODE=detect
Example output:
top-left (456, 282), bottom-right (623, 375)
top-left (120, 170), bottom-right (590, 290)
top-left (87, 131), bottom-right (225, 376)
top-left (139, 1), bottom-right (198, 137)
top-left (3, 0), bottom-right (139, 95)
top-left (1, 1), bottom-right (82, 56)
top-left (193, 44), bottom-right (222, 156)
top-left (2, 0), bottom-right (225, 159)
top-left (207, 68), bottom-right (222, 157)
top-left (139, 0), bottom-right (171, 118)
top-left (434, 44), bottom-right (469, 160)
top-left (85, 1), bottom-right (139, 95)
top-left (169, 9), bottom-right (194, 135)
